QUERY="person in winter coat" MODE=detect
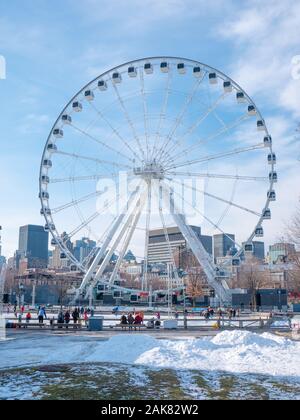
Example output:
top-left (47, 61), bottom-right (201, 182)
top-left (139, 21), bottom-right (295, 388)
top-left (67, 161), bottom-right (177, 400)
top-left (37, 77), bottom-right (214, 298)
top-left (134, 313), bottom-right (143, 326)
top-left (72, 309), bottom-right (79, 324)
top-left (26, 312), bottom-right (32, 325)
top-left (64, 311), bottom-right (71, 328)
top-left (58, 311), bottom-right (64, 328)
top-left (84, 311), bottom-right (89, 326)
top-left (128, 313), bottom-right (134, 329)
top-left (38, 308), bottom-right (44, 324)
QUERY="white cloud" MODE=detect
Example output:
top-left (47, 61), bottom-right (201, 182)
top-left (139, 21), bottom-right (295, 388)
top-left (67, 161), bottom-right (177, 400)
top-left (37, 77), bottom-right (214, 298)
top-left (218, 0), bottom-right (300, 118)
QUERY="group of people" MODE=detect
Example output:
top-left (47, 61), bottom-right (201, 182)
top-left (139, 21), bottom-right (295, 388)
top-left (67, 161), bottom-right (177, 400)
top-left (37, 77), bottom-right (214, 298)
top-left (11, 305), bottom-right (95, 327)
top-left (201, 307), bottom-right (240, 320)
top-left (119, 312), bottom-right (161, 329)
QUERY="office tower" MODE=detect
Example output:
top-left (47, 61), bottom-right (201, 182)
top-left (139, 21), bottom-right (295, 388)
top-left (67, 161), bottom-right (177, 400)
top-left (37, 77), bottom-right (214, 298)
top-left (18, 225), bottom-right (49, 268)
top-left (213, 233), bottom-right (235, 262)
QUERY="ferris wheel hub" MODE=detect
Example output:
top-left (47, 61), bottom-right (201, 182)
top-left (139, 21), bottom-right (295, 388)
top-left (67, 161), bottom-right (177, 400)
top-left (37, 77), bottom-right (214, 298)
top-left (133, 160), bottom-right (165, 180)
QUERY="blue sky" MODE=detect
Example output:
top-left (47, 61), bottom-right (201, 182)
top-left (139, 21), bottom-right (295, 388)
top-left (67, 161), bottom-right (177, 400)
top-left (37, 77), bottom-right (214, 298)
top-left (0, 0), bottom-right (300, 258)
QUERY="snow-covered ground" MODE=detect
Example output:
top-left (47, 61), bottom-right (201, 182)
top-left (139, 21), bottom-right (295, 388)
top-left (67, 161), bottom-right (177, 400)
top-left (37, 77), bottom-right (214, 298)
top-left (0, 330), bottom-right (300, 379)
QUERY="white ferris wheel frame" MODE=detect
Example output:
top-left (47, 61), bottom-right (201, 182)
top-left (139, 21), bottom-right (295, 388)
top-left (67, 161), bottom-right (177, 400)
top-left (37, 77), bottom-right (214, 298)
top-left (39, 56), bottom-right (276, 304)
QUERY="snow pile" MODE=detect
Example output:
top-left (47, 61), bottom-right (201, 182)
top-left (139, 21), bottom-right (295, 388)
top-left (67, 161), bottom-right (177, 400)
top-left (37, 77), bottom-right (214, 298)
top-left (134, 331), bottom-right (299, 377)
top-left (1, 331), bottom-right (300, 378)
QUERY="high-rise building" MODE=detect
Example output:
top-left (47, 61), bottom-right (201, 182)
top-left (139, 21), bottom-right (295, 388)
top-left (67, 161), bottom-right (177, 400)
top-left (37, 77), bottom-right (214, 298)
top-left (269, 243), bottom-right (296, 264)
top-left (73, 237), bottom-right (96, 264)
top-left (124, 250), bottom-right (136, 263)
top-left (18, 225), bottom-right (49, 268)
top-left (213, 233), bottom-right (235, 262)
top-left (147, 226), bottom-right (212, 265)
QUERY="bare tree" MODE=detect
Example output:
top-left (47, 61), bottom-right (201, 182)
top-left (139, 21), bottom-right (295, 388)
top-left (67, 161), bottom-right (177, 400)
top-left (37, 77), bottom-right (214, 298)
top-left (236, 257), bottom-right (269, 309)
top-left (285, 204), bottom-right (300, 292)
top-left (178, 247), bottom-right (207, 306)
top-left (186, 268), bottom-right (205, 307)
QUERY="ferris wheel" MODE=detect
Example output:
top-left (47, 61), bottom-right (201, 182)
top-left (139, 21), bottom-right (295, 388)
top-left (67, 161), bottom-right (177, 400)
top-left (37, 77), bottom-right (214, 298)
top-left (39, 57), bottom-right (277, 304)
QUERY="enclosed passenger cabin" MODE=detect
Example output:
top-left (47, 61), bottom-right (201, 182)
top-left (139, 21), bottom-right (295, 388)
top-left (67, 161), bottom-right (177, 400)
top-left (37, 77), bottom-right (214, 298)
top-left (72, 101), bottom-right (83, 112)
top-left (43, 159), bottom-right (52, 169)
top-left (112, 72), bottom-right (122, 84)
top-left (128, 66), bottom-right (137, 77)
top-left (232, 258), bottom-right (240, 267)
top-left (47, 143), bottom-right (57, 152)
top-left (267, 190), bottom-right (276, 201)
top-left (62, 114), bottom-right (72, 124)
top-left (262, 209), bottom-right (271, 220)
top-left (269, 172), bottom-right (278, 183)
top-left (40, 207), bottom-right (51, 216)
top-left (60, 253), bottom-right (67, 260)
top-left (257, 120), bottom-right (265, 131)
top-left (39, 191), bottom-right (49, 200)
top-left (53, 128), bottom-right (63, 138)
top-left (223, 81), bottom-right (232, 92)
top-left (177, 63), bottom-right (186, 74)
top-left (44, 223), bottom-right (55, 232)
top-left (51, 238), bottom-right (57, 246)
top-left (193, 66), bottom-right (202, 78)
top-left (84, 90), bottom-right (94, 101)
top-left (236, 91), bottom-right (246, 103)
top-left (268, 153), bottom-right (277, 164)
top-left (130, 294), bottom-right (139, 303)
top-left (41, 175), bottom-right (49, 184)
top-left (160, 62), bottom-right (169, 73)
top-left (248, 105), bottom-right (257, 116)
top-left (144, 62), bottom-right (153, 74)
top-left (264, 135), bottom-right (272, 147)
top-left (255, 227), bottom-right (264, 237)
top-left (244, 243), bottom-right (254, 253)
top-left (209, 72), bottom-right (218, 84)
top-left (98, 80), bottom-right (108, 91)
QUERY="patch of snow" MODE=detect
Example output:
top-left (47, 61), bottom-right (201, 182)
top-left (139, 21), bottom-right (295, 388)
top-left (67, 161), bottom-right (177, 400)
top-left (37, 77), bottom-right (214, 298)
top-left (0, 331), bottom-right (300, 379)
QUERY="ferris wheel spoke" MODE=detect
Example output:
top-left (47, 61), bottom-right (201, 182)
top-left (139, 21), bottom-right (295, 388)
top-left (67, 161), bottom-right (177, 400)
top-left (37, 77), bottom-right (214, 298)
top-left (66, 188), bottom-right (128, 240)
top-left (166, 113), bottom-right (250, 165)
top-left (142, 181), bottom-right (152, 291)
top-left (171, 178), bottom-right (262, 217)
top-left (155, 72), bottom-right (207, 161)
top-left (69, 123), bottom-right (135, 163)
top-left (171, 188), bottom-right (243, 250)
top-left (162, 90), bottom-right (229, 164)
top-left (139, 68), bottom-right (150, 160)
top-left (67, 212), bottom-right (101, 239)
top-left (165, 143), bottom-right (265, 171)
top-left (49, 174), bottom-right (121, 184)
top-left (112, 82), bottom-right (146, 161)
top-left (87, 101), bottom-right (142, 163)
top-left (151, 70), bottom-right (172, 161)
top-left (55, 150), bottom-right (131, 170)
top-left (51, 189), bottom-right (107, 214)
top-left (166, 171), bottom-right (268, 182)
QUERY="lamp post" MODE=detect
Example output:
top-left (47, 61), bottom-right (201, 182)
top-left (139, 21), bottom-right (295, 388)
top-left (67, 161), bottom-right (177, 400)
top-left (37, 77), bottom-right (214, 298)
top-left (18, 282), bottom-right (24, 308)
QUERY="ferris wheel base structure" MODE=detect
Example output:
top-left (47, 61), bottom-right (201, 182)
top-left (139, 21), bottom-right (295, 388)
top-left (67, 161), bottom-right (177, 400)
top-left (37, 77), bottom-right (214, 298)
top-left (73, 183), bottom-right (232, 307)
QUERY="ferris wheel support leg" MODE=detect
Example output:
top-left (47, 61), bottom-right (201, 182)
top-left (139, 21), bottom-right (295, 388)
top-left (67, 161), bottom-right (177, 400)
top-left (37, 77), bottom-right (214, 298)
top-left (162, 184), bottom-right (231, 306)
top-left (78, 187), bottom-right (141, 296)
top-left (84, 190), bottom-right (146, 299)
top-left (108, 194), bottom-right (146, 287)
top-left (142, 181), bottom-right (151, 291)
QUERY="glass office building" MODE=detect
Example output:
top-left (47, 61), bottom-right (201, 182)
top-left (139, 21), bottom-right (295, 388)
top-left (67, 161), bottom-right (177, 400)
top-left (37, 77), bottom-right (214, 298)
top-left (18, 225), bottom-right (49, 268)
